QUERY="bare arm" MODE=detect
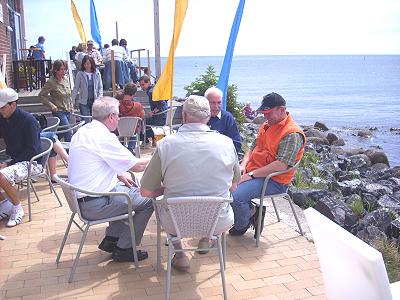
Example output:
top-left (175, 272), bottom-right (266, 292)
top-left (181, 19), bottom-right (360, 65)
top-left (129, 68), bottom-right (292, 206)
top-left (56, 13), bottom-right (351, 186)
top-left (140, 186), bottom-right (164, 198)
top-left (239, 160), bottom-right (288, 184)
top-left (240, 149), bottom-right (252, 174)
top-left (129, 159), bottom-right (149, 172)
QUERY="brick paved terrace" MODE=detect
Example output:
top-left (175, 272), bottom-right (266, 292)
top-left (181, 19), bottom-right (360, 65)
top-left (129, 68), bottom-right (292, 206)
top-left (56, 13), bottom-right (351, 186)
top-left (0, 153), bottom-right (325, 300)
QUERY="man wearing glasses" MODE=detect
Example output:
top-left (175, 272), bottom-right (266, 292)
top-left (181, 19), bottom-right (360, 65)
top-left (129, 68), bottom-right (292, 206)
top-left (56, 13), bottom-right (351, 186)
top-left (229, 92), bottom-right (306, 237)
top-left (68, 97), bottom-right (153, 262)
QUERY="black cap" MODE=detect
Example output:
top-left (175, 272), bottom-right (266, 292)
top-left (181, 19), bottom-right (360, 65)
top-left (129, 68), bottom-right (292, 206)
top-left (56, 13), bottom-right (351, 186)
top-left (257, 92), bottom-right (286, 111)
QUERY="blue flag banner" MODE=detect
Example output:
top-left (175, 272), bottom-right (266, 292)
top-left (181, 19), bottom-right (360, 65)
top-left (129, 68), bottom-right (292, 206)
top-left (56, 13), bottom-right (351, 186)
top-left (217, 0), bottom-right (245, 110)
top-left (90, 0), bottom-right (102, 49)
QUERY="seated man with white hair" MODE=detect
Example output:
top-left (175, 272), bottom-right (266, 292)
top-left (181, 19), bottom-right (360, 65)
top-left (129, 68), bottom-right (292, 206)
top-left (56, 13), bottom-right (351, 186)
top-left (68, 96), bottom-right (154, 262)
top-left (205, 87), bottom-right (242, 154)
top-left (0, 88), bottom-right (42, 227)
top-left (140, 95), bottom-right (240, 271)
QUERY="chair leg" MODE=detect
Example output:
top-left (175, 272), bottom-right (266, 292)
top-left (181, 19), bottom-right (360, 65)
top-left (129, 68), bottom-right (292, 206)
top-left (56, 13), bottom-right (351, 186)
top-left (271, 196), bottom-right (281, 222)
top-left (287, 195), bottom-right (304, 236)
top-left (217, 237), bottom-right (228, 300)
top-left (69, 223), bottom-right (90, 283)
top-left (27, 179), bottom-right (32, 222)
top-left (255, 198), bottom-right (264, 247)
top-left (44, 174), bottom-right (63, 207)
top-left (165, 241), bottom-right (173, 300)
top-left (56, 213), bottom-right (75, 264)
top-left (30, 180), bottom-right (40, 202)
top-left (222, 233), bottom-right (226, 270)
top-left (128, 212), bottom-right (139, 268)
top-left (156, 217), bottom-right (161, 272)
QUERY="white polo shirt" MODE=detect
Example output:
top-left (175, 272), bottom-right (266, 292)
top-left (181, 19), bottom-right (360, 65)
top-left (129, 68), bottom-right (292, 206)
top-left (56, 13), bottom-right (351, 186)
top-left (68, 120), bottom-right (137, 197)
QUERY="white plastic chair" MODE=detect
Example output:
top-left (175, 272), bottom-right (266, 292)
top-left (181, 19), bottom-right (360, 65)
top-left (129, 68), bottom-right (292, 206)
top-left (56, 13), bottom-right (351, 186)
top-left (16, 137), bottom-right (63, 221)
top-left (146, 107), bottom-right (178, 136)
top-left (41, 116), bottom-right (60, 132)
top-left (117, 116), bottom-right (142, 158)
top-left (252, 160), bottom-right (304, 247)
top-left (53, 174), bottom-right (139, 283)
top-left (153, 196), bottom-right (231, 300)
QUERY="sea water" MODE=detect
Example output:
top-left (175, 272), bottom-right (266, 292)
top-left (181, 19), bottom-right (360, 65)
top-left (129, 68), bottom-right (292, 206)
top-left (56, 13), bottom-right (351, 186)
top-left (153, 55), bottom-right (400, 165)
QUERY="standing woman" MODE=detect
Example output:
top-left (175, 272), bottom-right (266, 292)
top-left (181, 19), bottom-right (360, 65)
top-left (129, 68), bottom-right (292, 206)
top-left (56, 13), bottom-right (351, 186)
top-left (39, 60), bottom-right (73, 142)
top-left (71, 55), bottom-right (103, 117)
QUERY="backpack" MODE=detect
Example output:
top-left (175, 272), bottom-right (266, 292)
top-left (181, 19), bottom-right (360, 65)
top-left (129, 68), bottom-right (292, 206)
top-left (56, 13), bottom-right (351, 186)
top-left (32, 113), bottom-right (48, 130)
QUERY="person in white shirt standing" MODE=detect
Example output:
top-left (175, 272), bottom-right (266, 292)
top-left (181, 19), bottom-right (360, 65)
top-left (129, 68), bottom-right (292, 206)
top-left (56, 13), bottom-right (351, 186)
top-left (68, 96), bottom-right (153, 262)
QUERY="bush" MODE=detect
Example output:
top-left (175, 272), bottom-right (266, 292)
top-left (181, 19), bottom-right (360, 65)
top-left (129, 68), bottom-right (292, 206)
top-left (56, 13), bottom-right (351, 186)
top-left (184, 65), bottom-right (246, 131)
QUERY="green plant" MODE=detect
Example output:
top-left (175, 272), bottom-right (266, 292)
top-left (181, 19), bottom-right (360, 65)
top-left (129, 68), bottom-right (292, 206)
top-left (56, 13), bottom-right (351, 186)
top-left (303, 197), bottom-right (316, 209)
top-left (184, 65), bottom-right (246, 130)
top-left (373, 238), bottom-right (400, 283)
top-left (349, 199), bottom-right (364, 217)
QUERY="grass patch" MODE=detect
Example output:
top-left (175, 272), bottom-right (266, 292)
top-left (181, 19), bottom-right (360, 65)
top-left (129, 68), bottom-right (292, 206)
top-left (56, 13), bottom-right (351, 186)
top-left (373, 238), bottom-right (400, 283)
top-left (349, 198), bottom-right (364, 217)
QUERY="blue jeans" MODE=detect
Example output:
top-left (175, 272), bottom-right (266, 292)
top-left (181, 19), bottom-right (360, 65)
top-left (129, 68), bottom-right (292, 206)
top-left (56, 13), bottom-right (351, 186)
top-left (231, 178), bottom-right (287, 230)
top-left (79, 103), bottom-right (93, 123)
top-left (52, 111), bottom-right (71, 142)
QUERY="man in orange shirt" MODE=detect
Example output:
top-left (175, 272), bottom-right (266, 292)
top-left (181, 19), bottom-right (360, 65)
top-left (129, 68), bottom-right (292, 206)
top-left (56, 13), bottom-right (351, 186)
top-left (229, 93), bottom-right (306, 237)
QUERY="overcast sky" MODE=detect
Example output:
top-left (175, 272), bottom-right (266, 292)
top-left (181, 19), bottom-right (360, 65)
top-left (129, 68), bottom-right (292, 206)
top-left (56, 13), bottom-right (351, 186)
top-left (24, 0), bottom-right (400, 60)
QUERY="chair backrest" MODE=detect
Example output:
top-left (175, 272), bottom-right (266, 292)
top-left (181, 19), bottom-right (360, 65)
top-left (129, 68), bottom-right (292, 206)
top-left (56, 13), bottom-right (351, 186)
top-left (118, 117), bottom-right (141, 138)
top-left (55, 120), bottom-right (85, 135)
top-left (71, 113), bottom-right (92, 124)
top-left (304, 208), bottom-right (393, 300)
top-left (38, 137), bottom-right (53, 170)
top-left (162, 196), bottom-right (231, 239)
top-left (42, 116), bottom-right (60, 132)
top-left (165, 107), bottom-right (177, 126)
top-left (261, 159), bottom-right (301, 197)
top-left (53, 175), bottom-right (81, 215)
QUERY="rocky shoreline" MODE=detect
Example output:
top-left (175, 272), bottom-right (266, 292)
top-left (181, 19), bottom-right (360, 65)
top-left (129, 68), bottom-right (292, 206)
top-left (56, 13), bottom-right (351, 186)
top-left (242, 118), bottom-right (400, 249)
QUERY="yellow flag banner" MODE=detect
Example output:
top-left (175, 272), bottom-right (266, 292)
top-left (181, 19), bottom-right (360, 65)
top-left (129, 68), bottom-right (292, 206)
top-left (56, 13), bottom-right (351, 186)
top-left (71, 0), bottom-right (87, 44)
top-left (152, 0), bottom-right (188, 101)
top-left (0, 70), bottom-right (7, 89)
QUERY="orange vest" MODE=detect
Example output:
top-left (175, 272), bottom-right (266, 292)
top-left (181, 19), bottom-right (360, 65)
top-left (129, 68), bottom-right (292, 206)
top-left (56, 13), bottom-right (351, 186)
top-left (246, 113), bottom-right (306, 185)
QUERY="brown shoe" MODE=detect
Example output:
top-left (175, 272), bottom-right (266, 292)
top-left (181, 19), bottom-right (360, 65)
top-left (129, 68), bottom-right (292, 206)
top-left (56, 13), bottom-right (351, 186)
top-left (171, 255), bottom-right (190, 271)
top-left (197, 238), bottom-right (209, 254)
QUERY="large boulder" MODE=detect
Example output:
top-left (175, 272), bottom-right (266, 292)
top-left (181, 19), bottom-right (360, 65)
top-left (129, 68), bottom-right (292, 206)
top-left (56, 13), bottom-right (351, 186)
top-left (314, 196), bottom-right (358, 231)
top-left (370, 163), bottom-right (390, 173)
top-left (348, 154), bottom-right (371, 171)
top-left (331, 138), bottom-right (345, 146)
top-left (326, 132), bottom-right (338, 144)
top-left (364, 149), bottom-right (390, 166)
top-left (358, 209), bottom-right (392, 235)
top-left (336, 179), bottom-right (363, 196)
top-left (378, 194), bottom-right (400, 211)
top-left (304, 128), bottom-right (327, 139)
top-left (361, 193), bottom-right (380, 211)
top-left (357, 130), bottom-right (373, 138)
top-left (356, 225), bottom-right (386, 244)
top-left (306, 136), bottom-right (329, 146)
top-left (314, 121), bottom-right (329, 131)
top-left (364, 183), bottom-right (392, 196)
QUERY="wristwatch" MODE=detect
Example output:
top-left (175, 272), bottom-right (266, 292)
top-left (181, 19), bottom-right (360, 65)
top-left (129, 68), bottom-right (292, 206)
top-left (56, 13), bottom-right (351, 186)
top-left (248, 171), bottom-right (255, 179)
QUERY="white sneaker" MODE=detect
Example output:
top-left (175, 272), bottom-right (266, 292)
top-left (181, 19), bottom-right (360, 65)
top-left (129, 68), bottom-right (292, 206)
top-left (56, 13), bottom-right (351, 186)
top-left (6, 205), bottom-right (24, 227)
top-left (0, 199), bottom-right (13, 221)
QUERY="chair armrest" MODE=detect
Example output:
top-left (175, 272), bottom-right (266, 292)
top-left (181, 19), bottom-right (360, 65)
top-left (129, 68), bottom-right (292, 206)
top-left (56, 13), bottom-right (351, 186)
top-left (260, 160), bottom-right (301, 198)
top-left (55, 120), bottom-right (85, 134)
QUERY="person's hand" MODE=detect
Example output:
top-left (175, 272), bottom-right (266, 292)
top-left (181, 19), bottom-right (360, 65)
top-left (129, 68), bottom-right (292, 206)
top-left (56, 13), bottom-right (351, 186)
top-left (238, 173), bottom-right (252, 184)
top-left (0, 162), bottom-right (7, 169)
top-left (148, 111), bottom-right (154, 117)
top-left (239, 164), bottom-right (246, 175)
top-left (51, 106), bottom-right (58, 113)
top-left (117, 175), bottom-right (135, 188)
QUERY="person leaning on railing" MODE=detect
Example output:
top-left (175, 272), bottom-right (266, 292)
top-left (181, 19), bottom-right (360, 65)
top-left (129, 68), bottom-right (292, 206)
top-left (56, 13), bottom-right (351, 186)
top-left (38, 60), bottom-right (74, 142)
